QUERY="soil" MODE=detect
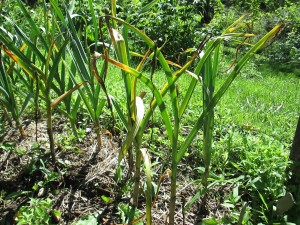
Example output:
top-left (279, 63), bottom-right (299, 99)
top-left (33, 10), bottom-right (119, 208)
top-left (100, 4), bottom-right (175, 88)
top-left (0, 116), bottom-right (230, 224)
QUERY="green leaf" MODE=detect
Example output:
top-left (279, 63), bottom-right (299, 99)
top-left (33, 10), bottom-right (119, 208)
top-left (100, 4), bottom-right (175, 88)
top-left (1, 44), bottom-right (42, 80)
top-left (47, 37), bottom-right (69, 88)
top-left (201, 217), bottom-right (220, 225)
top-left (19, 92), bottom-right (33, 116)
top-left (5, 191), bottom-right (31, 200)
top-left (140, 148), bottom-right (152, 225)
top-left (15, 0), bottom-right (48, 49)
top-left (101, 195), bottom-right (113, 203)
top-left (73, 214), bottom-right (98, 225)
top-left (139, 0), bottom-right (159, 13)
top-left (118, 96), bottom-right (145, 162)
top-left (109, 95), bottom-right (128, 130)
top-left (51, 81), bottom-right (86, 111)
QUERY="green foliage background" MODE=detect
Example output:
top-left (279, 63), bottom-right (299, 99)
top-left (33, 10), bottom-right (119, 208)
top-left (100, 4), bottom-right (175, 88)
top-left (1, 0), bottom-right (299, 69)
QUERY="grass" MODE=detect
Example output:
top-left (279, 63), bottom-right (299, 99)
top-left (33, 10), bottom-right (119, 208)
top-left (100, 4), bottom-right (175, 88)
top-left (106, 63), bottom-right (299, 140)
top-left (218, 67), bottom-right (299, 140)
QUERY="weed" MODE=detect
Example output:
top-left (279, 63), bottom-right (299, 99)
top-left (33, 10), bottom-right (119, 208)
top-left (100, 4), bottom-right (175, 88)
top-left (73, 212), bottom-right (99, 225)
top-left (15, 198), bottom-right (60, 225)
top-left (117, 203), bottom-right (143, 225)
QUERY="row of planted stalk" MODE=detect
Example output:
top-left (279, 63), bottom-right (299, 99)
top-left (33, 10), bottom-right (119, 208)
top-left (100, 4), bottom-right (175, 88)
top-left (0, 0), bottom-right (283, 224)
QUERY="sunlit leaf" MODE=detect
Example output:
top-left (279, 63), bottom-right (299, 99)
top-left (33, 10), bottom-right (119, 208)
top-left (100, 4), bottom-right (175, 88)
top-left (51, 81), bottom-right (86, 111)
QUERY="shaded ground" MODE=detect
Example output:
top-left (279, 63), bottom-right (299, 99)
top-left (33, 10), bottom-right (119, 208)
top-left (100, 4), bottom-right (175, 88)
top-left (0, 116), bottom-right (231, 224)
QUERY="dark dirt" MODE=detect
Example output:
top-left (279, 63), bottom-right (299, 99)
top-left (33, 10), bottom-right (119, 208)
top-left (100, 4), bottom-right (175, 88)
top-left (0, 116), bottom-right (229, 225)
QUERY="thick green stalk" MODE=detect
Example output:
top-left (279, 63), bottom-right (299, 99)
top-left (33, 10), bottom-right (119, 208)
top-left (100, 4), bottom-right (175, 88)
top-left (202, 47), bottom-right (217, 186)
top-left (169, 135), bottom-right (179, 225)
top-left (69, 116), bottom-right (78, 139)
top-left (129, 143), bottom-right (142, 223)
top-left (169, 162), bottom-right (178, 225)
top-left (94, 117), bottom-right (102, 151)
top-left (132, 145), bottom-right (142, 205)
top-left (131, 50), bottom-right (153, 217)
top-left (140, 147), bottom-right (152, 225)
top-left (108, 6), bottom-right (139, 221)
top-left (46, 96), bottom-right (56, 165)
top-left (157, 46), bottom-right (180, 225)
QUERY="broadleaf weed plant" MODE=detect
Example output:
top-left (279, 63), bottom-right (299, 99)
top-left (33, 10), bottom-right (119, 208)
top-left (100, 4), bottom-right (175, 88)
top-left (15, 198), bottom-right (60, 225)
top-left (99, 4), bottom-right (284, 224)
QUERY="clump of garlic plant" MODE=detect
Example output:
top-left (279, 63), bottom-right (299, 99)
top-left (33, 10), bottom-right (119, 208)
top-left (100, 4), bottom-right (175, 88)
top-left (0, 0), bottom-right (111, 165)
top-left (99, 2), bottom-right (283, 224)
